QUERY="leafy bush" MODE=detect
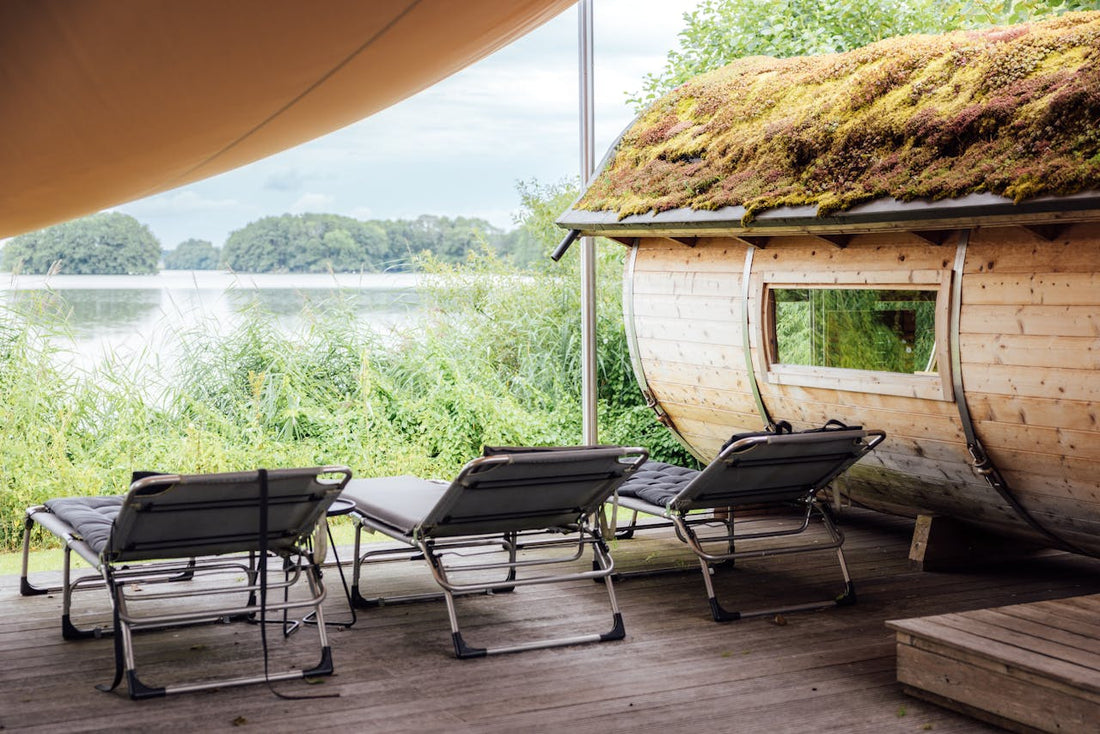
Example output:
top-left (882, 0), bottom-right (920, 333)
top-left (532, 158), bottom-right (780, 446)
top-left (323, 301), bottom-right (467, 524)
top-left (3, 212), bottom-right (161, 275)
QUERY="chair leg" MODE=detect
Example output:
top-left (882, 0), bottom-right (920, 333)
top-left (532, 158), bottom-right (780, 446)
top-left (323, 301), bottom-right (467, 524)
top-left (19, 514), bottom-right (52, 596)
top-left (496, 531), bottom-right (518, 594)
top-left (696, 557), bottom-right (741, 622)
top-left (301, 562), bottom-right (335, 677)
top-left (97, 556), bottom-right (335, 699)
top-left (444, 588), bottom-right (487, 659)
top-left (61, 548), bottom-right (109, 640)
top-left (421, 530), bottom-right (626, 659)
top-left (593, 534), bottom-right (626, 642)
top-left (683, 507), bottom-right (857, 623)
top-left (826, 512), bottom-right (857, 606)
top-left (428, 553), bottom-right (488, 659)
top-left (834, 547), bottom-right (857, 606)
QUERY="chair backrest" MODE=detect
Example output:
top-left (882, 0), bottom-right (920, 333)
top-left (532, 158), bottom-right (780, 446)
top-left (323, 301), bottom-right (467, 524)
top-left (106, 466), bottom-right (352, 562)
top-left (668, 429), bottom-right (884, 512)
top-left (420, 446), bottom-right (648, 538)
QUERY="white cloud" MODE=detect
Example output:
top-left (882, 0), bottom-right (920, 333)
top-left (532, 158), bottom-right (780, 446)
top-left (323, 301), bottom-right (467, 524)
top-left (116, 189), bottom-right (243, 216)
top-left (117, 0), bottom-right (701, 246)
top-left (263, 168), bottom-right (306, 192)
top-left (289, 192), bottom-right (334, 213)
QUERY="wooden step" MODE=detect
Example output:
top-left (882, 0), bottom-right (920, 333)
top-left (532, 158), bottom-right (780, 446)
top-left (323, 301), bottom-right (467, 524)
top-left (888, 594), bottom-right (1100, 733)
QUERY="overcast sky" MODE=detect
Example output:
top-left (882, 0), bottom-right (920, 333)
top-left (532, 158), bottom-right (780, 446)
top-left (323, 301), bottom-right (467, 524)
top-left (114, 1), bottom-right (701, 248)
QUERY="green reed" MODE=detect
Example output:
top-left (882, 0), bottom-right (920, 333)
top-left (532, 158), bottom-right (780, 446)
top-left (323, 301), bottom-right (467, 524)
top-left (2, 246), bottom-right (692, 551)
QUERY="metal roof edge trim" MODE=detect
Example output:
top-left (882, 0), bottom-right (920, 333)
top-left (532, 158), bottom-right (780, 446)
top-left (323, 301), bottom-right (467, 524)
top-left (555, 191), bottom-right (1100, 234)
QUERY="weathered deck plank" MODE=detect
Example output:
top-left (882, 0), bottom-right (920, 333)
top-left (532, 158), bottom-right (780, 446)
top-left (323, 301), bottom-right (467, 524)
top-left (889, 593), bottom-right (1100, 733)
top-left (3, 510), bottom-right (1100, 732)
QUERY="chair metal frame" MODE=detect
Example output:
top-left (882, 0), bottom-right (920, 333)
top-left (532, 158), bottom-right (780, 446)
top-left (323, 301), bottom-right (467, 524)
top-left (613, 429), bottom-right (885, 622)
top-left (20, 466), bottom-right (351, 699)
top-left (345, 446), bottom-right (648, 658)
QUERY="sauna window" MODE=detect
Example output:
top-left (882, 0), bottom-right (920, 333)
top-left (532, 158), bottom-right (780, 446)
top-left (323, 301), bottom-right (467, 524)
top-left (770, 288), bottom-right (937, 374)
top-left (761, 282), bottom-right (951, 401)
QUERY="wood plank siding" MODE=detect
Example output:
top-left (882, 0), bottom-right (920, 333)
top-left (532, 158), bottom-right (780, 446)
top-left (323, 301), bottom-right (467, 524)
top-left (962, 225), bottom-right (1100, 553)
top-left (625, 223), bottom-right (1100, 555)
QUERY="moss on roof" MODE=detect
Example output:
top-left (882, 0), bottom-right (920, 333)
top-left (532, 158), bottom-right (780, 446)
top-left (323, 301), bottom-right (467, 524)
top-left (576, 12), bottom-right (1100, 223)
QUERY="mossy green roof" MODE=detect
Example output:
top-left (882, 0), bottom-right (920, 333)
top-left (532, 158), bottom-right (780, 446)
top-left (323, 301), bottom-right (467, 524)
top-left (575, 12), bottom-right (1100, 223)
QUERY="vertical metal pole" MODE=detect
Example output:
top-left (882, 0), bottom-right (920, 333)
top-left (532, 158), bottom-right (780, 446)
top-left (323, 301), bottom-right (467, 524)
top-left (579, 0), bottom-right (598, 445)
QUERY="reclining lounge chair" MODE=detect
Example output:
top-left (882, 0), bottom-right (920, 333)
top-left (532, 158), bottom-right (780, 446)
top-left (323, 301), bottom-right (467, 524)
top-left (343, 445), bottom-right (648, 658)
top-left (20, 466), bottom-right (351, 699)
top-left (612, 423), bottom-right (884, 622)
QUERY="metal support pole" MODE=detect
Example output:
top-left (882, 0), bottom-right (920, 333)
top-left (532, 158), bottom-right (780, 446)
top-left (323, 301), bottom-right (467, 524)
top-left (579, 0), bottom-right (598, 444)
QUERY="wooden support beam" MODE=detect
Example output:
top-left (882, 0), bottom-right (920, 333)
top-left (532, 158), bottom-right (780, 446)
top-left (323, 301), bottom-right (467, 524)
top-left (908, 514), bottom-right (1043, 572)
top-left (607, 236), bottom-right (637, 248)
top-left (910, 230), bottom-right (954, 246)
top-left (665, 236), bottom-right (699, 248)
top-left (1021, 223), bottom-right (1065, 242)
top-left (814, 233), bottom-right (851, 248)
top-left (731, 235), bottom-right (770, 248)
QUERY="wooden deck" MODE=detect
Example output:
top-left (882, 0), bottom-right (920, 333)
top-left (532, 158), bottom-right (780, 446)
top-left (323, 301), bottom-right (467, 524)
top-left (890, 595), bottom-right (1100, 733)
top-left (3, 509), bottom-right (1100, 733)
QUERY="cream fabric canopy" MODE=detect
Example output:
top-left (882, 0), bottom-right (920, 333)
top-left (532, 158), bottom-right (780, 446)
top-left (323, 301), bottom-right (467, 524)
top-left (0, 0), bottom-right (575, 239)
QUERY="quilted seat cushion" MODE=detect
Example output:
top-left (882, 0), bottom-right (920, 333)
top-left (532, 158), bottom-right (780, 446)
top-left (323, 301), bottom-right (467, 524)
top-left (44, 495), bottom-right (123, 554)
top-left (616, 460), bottom-right (699, 507)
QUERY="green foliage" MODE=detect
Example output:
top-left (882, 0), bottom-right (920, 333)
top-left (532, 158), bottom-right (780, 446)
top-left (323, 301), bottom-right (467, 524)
top-left (163, 238), bottom-right (221, 270)
top-left (492, 179), bottom-right (582, 269)
top-left (2, 212), bottom-right (161, 275)
top-left (221, 212), bottom-right (505, 273)
top-left (2, 241), bottom-right (693, 553)
top-left (222, 213), bottom-right (387, 273)
top-left (408, 243), bottom-right (692, 464)
top-left (382, 215), bottom-right (505, 267)
top-left (629, 0), bottom-right (1098, 109)
top-left (1, 177), bottom-right (698, 552)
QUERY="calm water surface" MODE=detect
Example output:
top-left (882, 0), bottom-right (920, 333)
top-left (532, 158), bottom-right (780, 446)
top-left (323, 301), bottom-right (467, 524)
top-left (1, 270), bottom-right (421, 370)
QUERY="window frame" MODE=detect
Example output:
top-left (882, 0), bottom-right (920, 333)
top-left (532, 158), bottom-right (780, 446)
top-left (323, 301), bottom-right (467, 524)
top-left (756, 269), bottom-right (954, 402)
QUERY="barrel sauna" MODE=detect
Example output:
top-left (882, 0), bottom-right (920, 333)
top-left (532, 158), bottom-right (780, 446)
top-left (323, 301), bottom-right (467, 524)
top-left (557, 13), bottom-right (1100, 556)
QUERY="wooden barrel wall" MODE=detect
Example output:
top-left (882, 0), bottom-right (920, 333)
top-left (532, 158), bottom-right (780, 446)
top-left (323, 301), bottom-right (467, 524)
top-left (624, 222), bottom-right (1100, 555)
top-left (962, 224), bottom-right (1100, 552)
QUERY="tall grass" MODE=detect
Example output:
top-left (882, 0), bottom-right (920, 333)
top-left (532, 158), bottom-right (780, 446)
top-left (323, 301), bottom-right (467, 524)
top-left (2, 242), bottom-right (692, 551)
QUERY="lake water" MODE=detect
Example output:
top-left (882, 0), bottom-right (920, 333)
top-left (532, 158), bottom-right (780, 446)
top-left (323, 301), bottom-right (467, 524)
top-left (1, 270), bottom-right (421, 370)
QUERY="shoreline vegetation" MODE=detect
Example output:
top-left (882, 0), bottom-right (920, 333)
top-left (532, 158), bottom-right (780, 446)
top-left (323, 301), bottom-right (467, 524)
top-left (2, 180), bottom-right (689, 553)
top-left (1, 244), bottom-right (695, 554)
top-left (3, 208), bottom-right (550, 276)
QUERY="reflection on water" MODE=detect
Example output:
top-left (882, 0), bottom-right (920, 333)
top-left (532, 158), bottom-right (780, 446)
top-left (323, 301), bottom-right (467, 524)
top-left (229, 287), bottom-right (419, 319)
top-left (1, 270), bottom-right (422, 369)
top-left (9, 289), bottom-right (165, 336)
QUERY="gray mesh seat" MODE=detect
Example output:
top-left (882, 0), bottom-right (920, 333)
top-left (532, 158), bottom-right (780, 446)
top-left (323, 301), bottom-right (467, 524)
top-left (344, 445), bottom-right (648, 658)
top-left (612, 427), bottom-right (885, 622)
top-left (20, 466), bottom-right (351, 699)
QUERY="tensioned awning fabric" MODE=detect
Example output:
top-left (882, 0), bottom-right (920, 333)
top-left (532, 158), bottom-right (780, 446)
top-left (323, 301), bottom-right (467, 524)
top-left (0, 0), bottom-right (575, 239)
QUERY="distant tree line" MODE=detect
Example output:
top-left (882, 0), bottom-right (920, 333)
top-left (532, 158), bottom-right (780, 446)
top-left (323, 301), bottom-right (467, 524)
top-left (162, 238), bottom-right (220, 270)
top-left (2, 212), bottom-right (160, 275)
top-left (3, 208), bottom-right (559, 275)
top-left (221, 213), bottom-right (506, 272)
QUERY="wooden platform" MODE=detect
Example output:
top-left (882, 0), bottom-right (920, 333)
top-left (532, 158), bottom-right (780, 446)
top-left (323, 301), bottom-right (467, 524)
top-left (889, 595), bottom-right (1100, 733)
top-left (3, 509), bottom-right (1100, 733)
